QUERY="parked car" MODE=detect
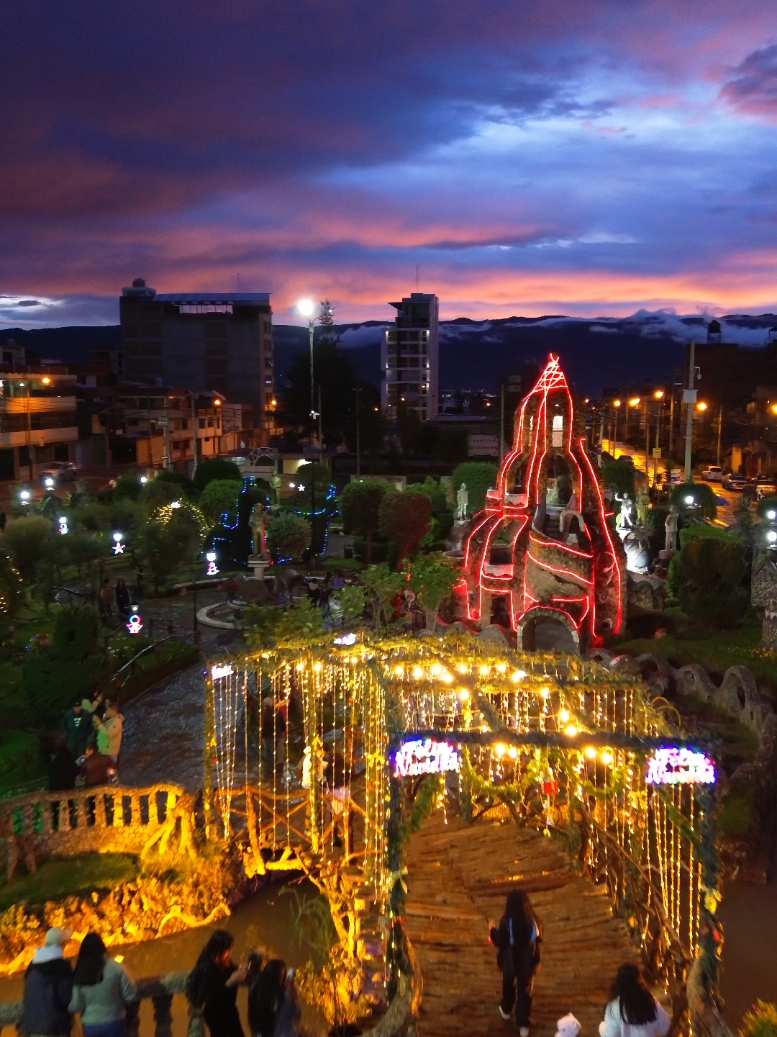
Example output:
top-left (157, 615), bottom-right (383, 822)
top-left (722, 472), bottom-right (748, 491)
top-left (38, 461), bottom-right (77, 484)
top-left (701, 465), bottom-right (723, 482)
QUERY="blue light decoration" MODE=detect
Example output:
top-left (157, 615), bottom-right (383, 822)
top-left (645, 747), bottom-right (715, 785)
top-left (126, 604), bottom-right (143, 635)
top-left (393, 737), bottom-right (461, 778)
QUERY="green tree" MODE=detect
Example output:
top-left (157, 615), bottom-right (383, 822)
top-left (284, 337), bottom-right (359, 448)
top-left (341, 481), bottom-right (388, 563)
top-left (266, 512), bottom-right (312, 562)
top-left (451, 462), bottom-right (498, 517)
top-left (0, 548), bottom-right (23, 642)
top-left (405, 553), bottom-right (460, 631)
top-left (193, 459), bottom-right (242, 491)
top-left (667, 536), bottom-right (747, 628)
top-left (74, 501), bottom-right (111, 534)
top-left (671, 481), bottom-right (717, 520)
top-left (379, 491), bottom-right (432, 563)
top-left (361, 563), bottom-right (403, 632)
top-left (155, 469), bottom-right (197, 495)
top-left (199, 479), bottom-right (243, 524)
top-left (332, 584), bottom-right (367, 627)
top-left (66, 529), bottom-right (107, 584)
top-left (295, 462), bottom-right (330, 491)
top-left (407, 478), bottom-right (455, 541)
top-left (601, 460), bottom-right (636, 500)
top-left (274, 598), bottom-right (326, 642)
top-left (139, 517), bottom-right (202, 592)
top-left (142, 479), bottom-right (183, 511)
top-left (1, 516), bottom-right (53, 585)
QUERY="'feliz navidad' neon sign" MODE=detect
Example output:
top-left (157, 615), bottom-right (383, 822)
top-left (393, 738), bottom-right (460, 778)
top-left (646, 747), bottom-right (715, 786)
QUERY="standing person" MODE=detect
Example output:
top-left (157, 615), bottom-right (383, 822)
top-left (99, 579), bottom-right (113, 624)
top-left (61, 698), bottom-right (94, 762)
top-left (331, 570), bottom-right (345, 591)
top-left (81, 689), bottom-right (106, 719)
top-left (248, 959), bottom-right (300, 1037)
top-left (598, 964), bottom-right (670, 1037)
top-left (23, 928), bottom-right (74, 1037)
top-left (489, 890), bottom-right (542, 1037)
top-left (115, 580), bottom-right (131, 624)
top-left (94, 702), bottom-right (124, 769)
top-left (68, 933), bottom-right (137, 1037)
top-left (186, 930), bottom-right (247, 1037)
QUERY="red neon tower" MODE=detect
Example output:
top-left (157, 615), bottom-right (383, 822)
top-left (462, 355), bottom-right (625, 650)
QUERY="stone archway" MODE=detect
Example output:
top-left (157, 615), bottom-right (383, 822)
top-left (517, 606), bottom-right (580, 653)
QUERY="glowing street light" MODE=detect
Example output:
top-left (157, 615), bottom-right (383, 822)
top-left (43, 477), bottom-right (55, 490)
top-left (140, 476), bottom-right (148, 484)
top-left (654, 389), bottom-right (664, 399)
top-left (770, 403), bottom-right (777, 416)
top-left (18, 489), bottom-right (30, 503)
top-left (42, 376), bottom-right (51, 386)
top-left (629, 397), bottom-right (640, 407)
top-left (613, 399), bottom-right (621, 407)
top-left (684, 494), bottom-right (695, 506)
top-left (767, 510), bottom-right (777, 521)
top-left (768, 531), bottom-right (777, 544)
top-left (296, 298), bottom-right (315, 319)
top-left (696, 401), bottom-right (708, 412)
top-left (112, 531), bottom-right (125, 555)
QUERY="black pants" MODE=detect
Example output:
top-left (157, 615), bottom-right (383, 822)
top-left (500, 950), bottom-right (535, 1027)
top-left (203, 1004), bottom-right (245, 1037)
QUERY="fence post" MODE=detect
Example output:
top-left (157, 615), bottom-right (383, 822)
top-left (152, 993), bottom-right (174, 1037)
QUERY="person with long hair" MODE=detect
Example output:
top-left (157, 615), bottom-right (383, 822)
top-left (187, 930), bottom-right (247, 1037)
top-left (247, 959), bottom-right (300, 1037)
top-left (599, 964), bottom-right (671, 1037)
top-left (489, 890), bottom-right (542, 1037)
top-left (68, 934), bottom-right (136, 1037)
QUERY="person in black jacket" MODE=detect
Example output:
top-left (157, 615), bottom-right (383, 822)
top-left (61, 699), bottom-right (94, 761)
top-left (187, 930), bottom-right (247, 1037)
top-left (489, 890), bottom-right (542, 1037)
top-left (23, 928), bottom-right (74, 1037)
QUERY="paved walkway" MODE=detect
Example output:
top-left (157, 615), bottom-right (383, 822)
top-left (405, 813), bottom-right (636, 1037)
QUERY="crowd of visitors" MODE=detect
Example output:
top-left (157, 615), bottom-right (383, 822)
top-left (20, 897), bottom-right (671, 1037)
top-left (53, 691), bottom-right (125, 790)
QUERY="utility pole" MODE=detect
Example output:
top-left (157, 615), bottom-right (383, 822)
top-left (644, 399), bottom-right (650, 485)
top-left (162, 398), bottom-right (171, 469)
top-left (499, 382), bottom-right (505, 464)
top-left (684, 341), bottom-right (697, 483)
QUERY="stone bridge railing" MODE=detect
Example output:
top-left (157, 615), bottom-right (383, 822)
top-left (0, 785), bottom-right (185, 873)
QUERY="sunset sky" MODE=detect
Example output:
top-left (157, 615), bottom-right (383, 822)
top-left (2, 0), bottom-right (777, 328)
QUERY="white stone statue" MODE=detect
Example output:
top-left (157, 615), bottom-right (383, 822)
top-left (664, 505), bottom-right (679, 553)
top-left (614, 493), bottom-right (636, 539)
top-left (456, 483), bottom-right (469, 522)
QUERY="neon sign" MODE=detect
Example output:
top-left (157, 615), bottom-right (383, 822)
top-left (211, 663), bottom-right (233, 680)
top-left (646, 747), bottom-right (715, 786)
top-left (393, 738), bottom-right (460, 778)
top-left (126, 608), bottom-right (143, 635)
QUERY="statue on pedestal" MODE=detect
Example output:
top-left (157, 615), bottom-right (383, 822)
top-left (249, 504), bottom-right (267, 558)
top-left (636, 488), bottom-right (650, 527)
top-left (664, 505), bottom-right (679, 553)
top-left (614, 493), bottom-right (635, 538)
top-left (271, 473), bottom-right (282, 507)
top-left (456, 483), bottom-right (469, 523)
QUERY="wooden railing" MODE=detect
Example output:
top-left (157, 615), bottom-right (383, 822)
top-left (0, 785), bottom-right (185, 870)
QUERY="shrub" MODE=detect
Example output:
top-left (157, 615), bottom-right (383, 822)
top-left (671, 481), bottom-right (717, 520)
top-left (332, 584), bottom-right (367, 627)
top-left (139, 510), bottom-right (204, 591)
top-left (274, 598), bottom-right (326, 642)
top-left (451, 462), bottom-right (498, 517)
top-left (266, 512), bottom-right (311, 562)
top-left (718, 787), bottom-right (755, 839)
top-left (199, 479), bottom-right (243, 524)
top-left (667, 535), bottom-right (747, 628)
top-left (295, 461), bottom-right (330, 491)
top-left (113, 474), bottom-right (144, 501)
top-left (405, 553), bottom-right (460, 631)
top-left (740, 1001), bottom-right (777, 1037)
top-left (1, 516), bottom-right (53, 584)
top-left (341, 481), bottom-right (388, 563)
top-left (378, 491), bottom-right (432, 563)
top-left (193, 458), bottom-right (242, 491)
top-left (361, 563), bottom-right (403, 632)
top-left (142, 478), bottom-right (187, 512)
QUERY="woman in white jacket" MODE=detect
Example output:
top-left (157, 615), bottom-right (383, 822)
top-left (599, 964), bottom-right (671, 1037)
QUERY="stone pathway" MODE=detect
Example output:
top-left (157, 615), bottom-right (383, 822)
top-left (405, 813), bottom-right (636, 1037)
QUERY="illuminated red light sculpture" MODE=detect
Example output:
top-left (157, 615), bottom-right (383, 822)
top-left (462, 355), bottom-right (625, 649)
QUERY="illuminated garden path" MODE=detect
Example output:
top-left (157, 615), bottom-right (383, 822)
top-left (405, 813), bottom-right (637, 1037)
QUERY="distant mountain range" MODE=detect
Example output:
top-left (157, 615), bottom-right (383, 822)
top-left (4, 311), bottom-right (777, 397)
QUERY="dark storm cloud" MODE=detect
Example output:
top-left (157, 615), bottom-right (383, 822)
top-left (722, 44), bottom-right (777, 118)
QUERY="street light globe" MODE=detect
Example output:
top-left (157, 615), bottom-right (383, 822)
top-left (19, 490), bottom-right (30, 501)
top-left (684, 495), bottom-right (695, 505)
top-left (140, 476), bottom-right (148, 483)
top-left (297, 298), bottom-right (315, 319)
top-left (629, 397), bottom-right (640, 407)
top-left (44, 477), bottom-right (55, 489)
top-left (613, 399), bottom-right (621, 407)
top-left (768, 510), bottom-right (777, 521)
top-left (696, 401), bottom-right (708, 411)
top-left (654, 389), bottom-right (664, 399)
top-left (206, 551), bottom-right (216, 562)
top-left (768, 531), bottom-right (777, 544)
top-left (113, 532), bottom-right (123, 542)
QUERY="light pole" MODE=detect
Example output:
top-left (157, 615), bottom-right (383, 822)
top-left (297, 299), bottom-right (316, 453)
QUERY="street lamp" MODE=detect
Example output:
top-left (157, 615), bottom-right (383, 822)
top-left (696, 401), bottom-right (708, 412)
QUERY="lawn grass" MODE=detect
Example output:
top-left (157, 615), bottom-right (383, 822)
top-left (617, 615), bottom-right (777, 688)
top-left (0, 854), bottom-right (138, 911)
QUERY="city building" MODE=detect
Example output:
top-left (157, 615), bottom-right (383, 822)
top-left (120, 279), bottom-right (275, 442)
top-left (382, 292), bottom-right (439, 420)
top-left (0, 361), bottom-right (78, 480)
